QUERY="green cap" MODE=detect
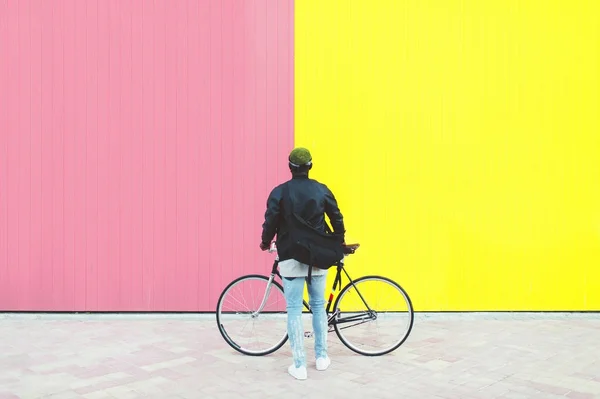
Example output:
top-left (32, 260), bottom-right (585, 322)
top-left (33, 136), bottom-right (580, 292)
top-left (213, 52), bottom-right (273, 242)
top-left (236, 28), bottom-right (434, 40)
top-left (288, 147), bottom-right (312, 167)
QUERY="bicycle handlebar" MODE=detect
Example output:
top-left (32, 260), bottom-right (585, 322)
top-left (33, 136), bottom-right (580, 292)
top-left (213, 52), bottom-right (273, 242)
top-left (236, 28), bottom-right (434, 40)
top-left (267, 242), bottom-right (360, 255)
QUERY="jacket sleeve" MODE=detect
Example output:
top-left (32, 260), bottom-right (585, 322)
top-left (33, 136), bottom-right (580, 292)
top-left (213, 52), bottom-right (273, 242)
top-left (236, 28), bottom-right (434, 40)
top-left (324, 187), bottom-right (346, 241)
top-left (261, 186), bottom-right (281, 245)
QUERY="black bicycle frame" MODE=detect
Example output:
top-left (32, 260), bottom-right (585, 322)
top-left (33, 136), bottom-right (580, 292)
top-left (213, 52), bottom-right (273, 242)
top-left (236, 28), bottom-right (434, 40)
top-left (270, 259), bottom-right (376, 329)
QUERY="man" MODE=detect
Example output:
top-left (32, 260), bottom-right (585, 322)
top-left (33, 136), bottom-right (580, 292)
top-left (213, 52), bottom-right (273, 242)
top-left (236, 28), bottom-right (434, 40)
top-left (260, 147), bottom-right (346, 380)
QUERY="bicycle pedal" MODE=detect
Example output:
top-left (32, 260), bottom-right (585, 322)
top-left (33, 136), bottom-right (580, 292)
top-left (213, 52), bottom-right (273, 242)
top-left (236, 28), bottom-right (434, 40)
top-left (304, 331), bottom-right (313, 338)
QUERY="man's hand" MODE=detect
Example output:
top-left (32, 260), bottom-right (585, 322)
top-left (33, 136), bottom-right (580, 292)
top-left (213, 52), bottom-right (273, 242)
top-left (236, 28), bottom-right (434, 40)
top-left (259, 242), bottom-right (270, 251)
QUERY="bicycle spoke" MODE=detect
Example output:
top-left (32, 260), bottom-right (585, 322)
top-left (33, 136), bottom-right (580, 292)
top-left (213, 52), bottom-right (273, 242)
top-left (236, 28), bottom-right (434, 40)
top-left (235, 284), bottom-right (252, 312)
top-left (239, 315), bottom-right (252, 340)
top-left (223, 294), bottom-right (251, 313)
top-left (373, 288), bottom-right (383, 347)
top-left (250, 282), bottom-right (256, 311)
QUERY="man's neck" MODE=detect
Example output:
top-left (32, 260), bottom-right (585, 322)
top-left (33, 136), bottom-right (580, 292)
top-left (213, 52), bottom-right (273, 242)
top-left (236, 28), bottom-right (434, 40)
top-left (292, 173), bottom-right (309, 179)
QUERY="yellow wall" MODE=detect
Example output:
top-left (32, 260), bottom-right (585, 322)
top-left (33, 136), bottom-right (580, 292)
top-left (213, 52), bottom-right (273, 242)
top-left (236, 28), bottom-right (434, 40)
top-left (295, 0), bottom-right (600, 310)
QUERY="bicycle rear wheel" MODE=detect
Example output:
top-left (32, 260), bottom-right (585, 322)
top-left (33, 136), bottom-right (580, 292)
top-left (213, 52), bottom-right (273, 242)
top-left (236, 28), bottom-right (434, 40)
top-left (216, 275), bottom-right (288, 356)
top-left (333, 276), bottom-right (414, 356)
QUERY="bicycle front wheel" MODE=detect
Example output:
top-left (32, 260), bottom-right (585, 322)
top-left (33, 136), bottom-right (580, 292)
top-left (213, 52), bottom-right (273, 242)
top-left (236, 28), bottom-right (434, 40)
top-left (333, 276), bottom-right (414, 356)
top-left (216, 275), bottom-right (288, 356)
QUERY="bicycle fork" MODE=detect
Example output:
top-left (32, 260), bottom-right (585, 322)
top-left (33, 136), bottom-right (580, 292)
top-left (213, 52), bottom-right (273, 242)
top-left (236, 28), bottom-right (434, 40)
top-left (250, 273), bottom-right (277, 318)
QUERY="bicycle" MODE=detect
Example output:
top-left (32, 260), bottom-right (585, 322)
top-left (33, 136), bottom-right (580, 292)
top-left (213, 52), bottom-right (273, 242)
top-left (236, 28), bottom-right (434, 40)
top-left (215, 243), bottom-right (414, 356)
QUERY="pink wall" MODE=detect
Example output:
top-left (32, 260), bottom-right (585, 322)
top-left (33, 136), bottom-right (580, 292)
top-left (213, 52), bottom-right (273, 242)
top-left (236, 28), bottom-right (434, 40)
top-left (0, 0), bottom-right (294, 311)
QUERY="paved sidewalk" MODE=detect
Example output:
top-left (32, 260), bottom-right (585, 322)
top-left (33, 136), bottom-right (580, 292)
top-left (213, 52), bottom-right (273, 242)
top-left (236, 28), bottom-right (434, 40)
top-left (1, 313), bottom-right (600, 399)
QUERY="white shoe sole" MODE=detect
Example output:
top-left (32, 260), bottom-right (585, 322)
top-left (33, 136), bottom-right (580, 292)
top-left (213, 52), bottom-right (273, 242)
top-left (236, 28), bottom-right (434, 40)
top-left (316, 357), bottom-right (331, 371)
top-left (288, 365), bottom-right (307, 380)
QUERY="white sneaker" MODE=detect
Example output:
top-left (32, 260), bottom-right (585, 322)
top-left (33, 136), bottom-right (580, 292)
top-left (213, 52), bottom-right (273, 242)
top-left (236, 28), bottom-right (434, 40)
top-left (288, 364), bottom-right (307, 380)
top-left (316, 356), bottom-right (331, 371)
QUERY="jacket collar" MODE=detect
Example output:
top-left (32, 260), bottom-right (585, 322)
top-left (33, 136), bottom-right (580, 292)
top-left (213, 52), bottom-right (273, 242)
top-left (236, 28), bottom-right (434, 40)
top-left (291, 174), bottom-right (309, 179)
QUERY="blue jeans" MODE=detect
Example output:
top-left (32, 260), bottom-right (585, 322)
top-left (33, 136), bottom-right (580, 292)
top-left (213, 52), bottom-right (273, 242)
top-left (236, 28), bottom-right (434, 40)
top-left (282, 274), bottom-right (328, 368)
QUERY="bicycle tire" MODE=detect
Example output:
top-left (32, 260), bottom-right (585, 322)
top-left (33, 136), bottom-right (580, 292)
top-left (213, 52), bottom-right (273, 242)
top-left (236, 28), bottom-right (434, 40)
top-left (216, 274), bottom-right (288, 356)
top-left (333, 275), bottom-right (414, 356)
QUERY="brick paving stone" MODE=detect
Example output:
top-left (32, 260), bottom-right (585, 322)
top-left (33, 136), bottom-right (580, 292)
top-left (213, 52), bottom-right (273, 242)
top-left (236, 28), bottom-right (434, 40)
top-left (1, 313), bottom-right (600, 398)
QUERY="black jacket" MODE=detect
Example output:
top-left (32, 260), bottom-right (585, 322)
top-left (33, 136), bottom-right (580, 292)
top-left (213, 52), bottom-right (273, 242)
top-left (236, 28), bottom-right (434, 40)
top-left (261, 175), bottom-right (345, 262)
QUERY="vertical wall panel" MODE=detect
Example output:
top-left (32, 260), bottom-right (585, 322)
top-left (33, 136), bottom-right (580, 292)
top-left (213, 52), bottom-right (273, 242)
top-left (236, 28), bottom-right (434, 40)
top-left (28, 0), bottom-right (41, 311)
top-left (6, 0), bottom-right (19, 311)
top-left (0, 0), bottom-right (8, 309)
top-left (0, 0), bottom-right (294, 311)
top-left (72, 0), bottom-right (87, 309)
top-left (62, 0), bottom-right (76, 309)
